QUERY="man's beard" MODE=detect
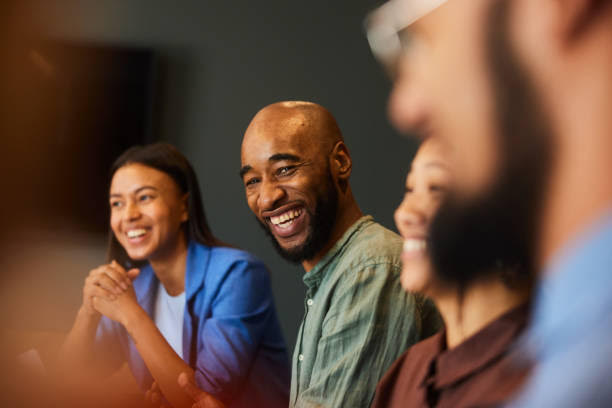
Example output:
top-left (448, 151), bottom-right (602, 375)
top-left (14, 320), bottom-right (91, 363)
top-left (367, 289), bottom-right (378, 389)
top-left (428, 0), bottom-right (554, 287)
top-left (258, 172), bottom-right (338, 264)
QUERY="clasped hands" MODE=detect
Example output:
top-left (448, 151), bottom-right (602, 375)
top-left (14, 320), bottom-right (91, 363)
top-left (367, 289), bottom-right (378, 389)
top-left (82, 260), bottom-right (141, 326)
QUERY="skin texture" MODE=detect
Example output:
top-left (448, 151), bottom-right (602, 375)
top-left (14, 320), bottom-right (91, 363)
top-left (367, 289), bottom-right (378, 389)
top-left (240, 101), bottom-right (363, 272)
top-left (58, 163), bottom-right (221, 408)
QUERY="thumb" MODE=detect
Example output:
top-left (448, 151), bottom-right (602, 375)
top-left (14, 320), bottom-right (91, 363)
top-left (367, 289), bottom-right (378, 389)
top-left (127, 268), bottom-right (140, 281)
top-left (178, 372), bottom-right (203, 401)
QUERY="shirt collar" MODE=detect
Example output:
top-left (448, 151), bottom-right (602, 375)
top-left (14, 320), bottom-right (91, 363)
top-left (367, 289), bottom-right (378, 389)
top-left (184, 240), bottom-right (210, 301)
top-left (424, 304), bottom-right (528, 389)
top-left (302, 215), bottom-right (374, 291)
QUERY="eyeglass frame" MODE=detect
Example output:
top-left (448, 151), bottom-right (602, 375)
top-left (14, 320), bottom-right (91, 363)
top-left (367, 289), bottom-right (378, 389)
top-left (364, 0), bottom-right (449, 79)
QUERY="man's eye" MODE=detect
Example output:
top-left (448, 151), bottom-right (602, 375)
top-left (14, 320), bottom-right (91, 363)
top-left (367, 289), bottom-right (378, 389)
top-left (139, 194), bottom-right (153, 202)
top-left (429, 185), bottom-right (448, 193)
top-left (278, 166), bottom-right (296, 176)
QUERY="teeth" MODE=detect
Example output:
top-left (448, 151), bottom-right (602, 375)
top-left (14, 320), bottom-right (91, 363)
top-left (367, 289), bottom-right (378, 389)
top-left (403, 239), bottom-right (427, 252)
top-left (127, 229), bottom-right (147, 238)
top-left (278, 219), bottom-right (295, 229)
top-left (270, 209), bottom-right (303, 226)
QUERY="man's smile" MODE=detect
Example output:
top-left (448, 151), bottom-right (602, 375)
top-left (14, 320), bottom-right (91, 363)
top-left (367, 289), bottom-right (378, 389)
top-left (264, 205), bottom-right (308, 239)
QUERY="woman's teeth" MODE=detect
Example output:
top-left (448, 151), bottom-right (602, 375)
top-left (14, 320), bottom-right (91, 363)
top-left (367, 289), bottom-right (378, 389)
top-left (403, 238), bottom-right (427, 252)
top-left (270, 209), bottom-right (303, 227)
top-left (127, 229), bottom-right (147, 238)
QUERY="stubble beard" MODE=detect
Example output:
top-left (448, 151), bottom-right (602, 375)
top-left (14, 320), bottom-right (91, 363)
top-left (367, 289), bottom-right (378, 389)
top-left (257, 171), bottom-right (339, 264)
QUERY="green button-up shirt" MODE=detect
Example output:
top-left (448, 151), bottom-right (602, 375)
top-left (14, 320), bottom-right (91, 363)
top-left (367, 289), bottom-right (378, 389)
top-left (290, 216), bottom-right (441, 408)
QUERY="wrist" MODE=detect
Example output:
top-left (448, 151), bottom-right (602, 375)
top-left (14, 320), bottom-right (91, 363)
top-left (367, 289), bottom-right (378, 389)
top-left (77, 304), bottom-right (100, 322)
top-left (121, 303), bottom-right (146, 331)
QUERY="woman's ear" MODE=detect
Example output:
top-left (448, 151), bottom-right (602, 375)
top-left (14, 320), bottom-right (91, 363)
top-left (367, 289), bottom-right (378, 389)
top-left (331, 141), bottom-right (352, 181)
top-left (181, 193), bottom-right (189, 222)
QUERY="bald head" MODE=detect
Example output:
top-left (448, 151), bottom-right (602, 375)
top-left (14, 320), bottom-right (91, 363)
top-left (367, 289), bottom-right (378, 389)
top-left (243, 101), bottom-right (343, 158)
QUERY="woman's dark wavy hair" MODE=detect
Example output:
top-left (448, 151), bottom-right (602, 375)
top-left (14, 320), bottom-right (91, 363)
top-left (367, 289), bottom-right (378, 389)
top-left (107, 143), bottom-right (225, 267)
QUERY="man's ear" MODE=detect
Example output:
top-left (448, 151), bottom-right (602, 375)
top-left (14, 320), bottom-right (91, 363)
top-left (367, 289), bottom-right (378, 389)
top-left (330, 141), bottom-right (352, 181)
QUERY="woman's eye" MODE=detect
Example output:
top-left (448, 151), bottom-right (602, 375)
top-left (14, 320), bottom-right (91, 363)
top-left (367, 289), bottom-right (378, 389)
top-left (245, 178), bottom-right (260, 187)
top-left (110, 201), bottom-right (122, 208)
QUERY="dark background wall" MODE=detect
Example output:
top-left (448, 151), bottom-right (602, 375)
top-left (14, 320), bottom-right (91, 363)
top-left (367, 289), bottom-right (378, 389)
top-left (25, 0), bottom-right (418, 351)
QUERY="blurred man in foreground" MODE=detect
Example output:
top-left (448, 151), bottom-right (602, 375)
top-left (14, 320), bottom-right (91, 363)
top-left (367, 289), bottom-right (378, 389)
top-left (367, 0), bottom-right (612, 406)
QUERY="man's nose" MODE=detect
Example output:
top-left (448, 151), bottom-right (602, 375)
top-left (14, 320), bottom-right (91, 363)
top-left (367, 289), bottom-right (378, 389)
top-left (258, 180), bottom-right (286, 211)
top-left (388, 59), bottom-right (428, 136)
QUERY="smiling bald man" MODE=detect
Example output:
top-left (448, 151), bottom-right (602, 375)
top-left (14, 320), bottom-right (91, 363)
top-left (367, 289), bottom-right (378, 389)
top-left (239, 101), bottom-right (441, 408)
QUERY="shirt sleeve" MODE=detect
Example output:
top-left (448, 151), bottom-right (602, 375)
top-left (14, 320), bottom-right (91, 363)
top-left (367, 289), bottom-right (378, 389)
top-left (295, 262), bottom-right (428, 408)
top-left (92, 316), bottom-right (128, 376)
top-left (193, 259), bottom-right (276, 405)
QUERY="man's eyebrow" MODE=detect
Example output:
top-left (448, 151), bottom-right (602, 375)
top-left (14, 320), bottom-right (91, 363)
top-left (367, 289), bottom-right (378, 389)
top-left (269, 153), bottom-right (301, 163)
top-left (239, 154), bottom-right (302, 179)
top-left (239, 165), bottom-right (252, 179)
top-left (425, 161), bottom-right (451, 171)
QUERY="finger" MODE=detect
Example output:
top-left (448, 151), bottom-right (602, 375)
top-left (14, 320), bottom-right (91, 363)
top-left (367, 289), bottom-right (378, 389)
top-left (127, 268), bottom-right (140, 281)
top-left (150, 390), bottom-right (160, 404)
top-left (105, 263), bottom-right (132, 290)
top-left (95, 273), bottom-right (126, 295)
top-left (86, 265), bottom-right (125, 293)
top-left (85, 265), bottom-right (107, 285)
top-left (194, 395), bottom-right (225, 408)
top-left (88, 285), bottom-right (116, 302)
top-left (178, 372), bottom-right (203, 402)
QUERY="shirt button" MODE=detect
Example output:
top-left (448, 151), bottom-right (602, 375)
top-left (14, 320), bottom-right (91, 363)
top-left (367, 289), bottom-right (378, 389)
top-left (298, 354), bottom-right (304, 361)
top-left (307, 299), bottom-right (314, 307)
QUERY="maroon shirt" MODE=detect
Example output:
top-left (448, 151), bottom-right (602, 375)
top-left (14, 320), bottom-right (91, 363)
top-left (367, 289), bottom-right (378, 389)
top-left (371, 305), bottom-right (529, 408)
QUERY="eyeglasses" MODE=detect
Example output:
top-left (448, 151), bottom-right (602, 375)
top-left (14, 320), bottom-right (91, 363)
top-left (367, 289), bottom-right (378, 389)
top-left (364, 0), bottom-right (448, 79)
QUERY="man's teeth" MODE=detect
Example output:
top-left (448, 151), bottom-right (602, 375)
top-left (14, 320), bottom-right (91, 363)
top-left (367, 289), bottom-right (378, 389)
top-left (127, 229), bottom-right (147, 238)
top-left (403, 239), bottom-right (427, 252)
top-left (270, 209), bottom-right (303, 226)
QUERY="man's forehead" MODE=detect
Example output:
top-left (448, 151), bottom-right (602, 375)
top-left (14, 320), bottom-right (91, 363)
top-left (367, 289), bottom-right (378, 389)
top-left (241, 122), bottom-right (314, 166)
top-left (244, 111), bottom-right (314, 149)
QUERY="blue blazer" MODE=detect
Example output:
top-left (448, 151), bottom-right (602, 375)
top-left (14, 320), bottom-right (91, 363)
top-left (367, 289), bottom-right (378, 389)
top-left (95, 241), bottom-right (290, 408)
